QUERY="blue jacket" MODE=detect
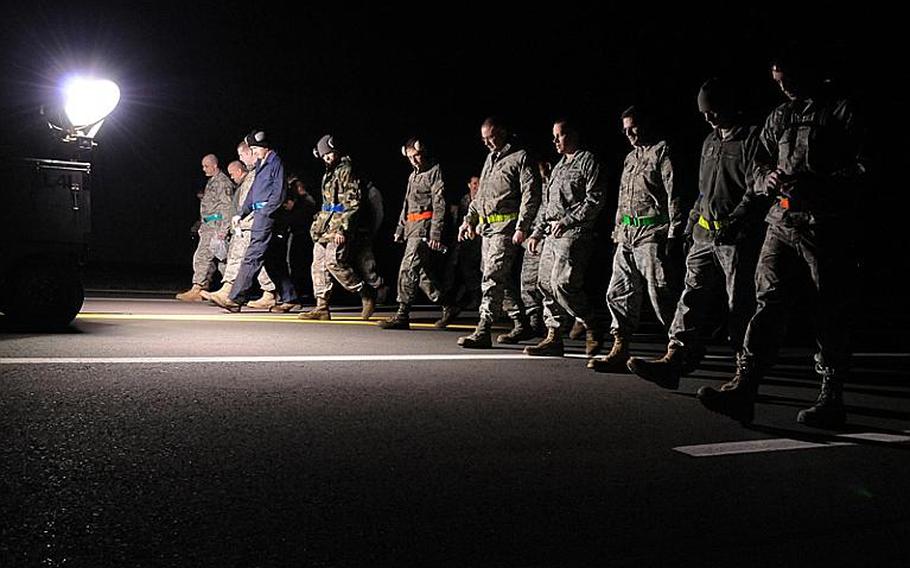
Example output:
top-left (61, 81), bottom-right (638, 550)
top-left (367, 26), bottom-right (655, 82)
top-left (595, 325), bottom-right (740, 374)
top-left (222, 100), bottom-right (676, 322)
top-left (240, 150), bottom-right (286, 219)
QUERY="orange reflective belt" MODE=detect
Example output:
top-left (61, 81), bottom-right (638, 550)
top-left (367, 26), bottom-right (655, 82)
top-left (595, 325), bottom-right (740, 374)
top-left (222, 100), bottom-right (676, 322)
top-left (779, 197), bottom-right (790, 210)
top-left (407, 211), bottom-right (433, 222)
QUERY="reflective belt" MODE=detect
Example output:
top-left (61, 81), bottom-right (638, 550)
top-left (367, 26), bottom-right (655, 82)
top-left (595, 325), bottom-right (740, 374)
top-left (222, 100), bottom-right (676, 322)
top-left (407, 211), bottom-right (433, 222)
top-left (202, 213), bottom-right (223, 223)
top-left (697, 215), bottom-right (728, 231)
top-left (322, 203), bottom-right (346, 213)
top-left (779, 197), bottom-right (791, 210)
top-left (252, 201), bottom-right (268, 210)
top-left (621, 213), bottom-right (668, 227)
top-left (480, 212), bottom-right (519, 224)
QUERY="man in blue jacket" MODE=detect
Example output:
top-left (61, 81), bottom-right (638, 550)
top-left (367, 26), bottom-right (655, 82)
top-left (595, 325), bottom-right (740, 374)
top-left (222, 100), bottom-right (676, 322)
top-left (212, 130), bottom-right (300, 312)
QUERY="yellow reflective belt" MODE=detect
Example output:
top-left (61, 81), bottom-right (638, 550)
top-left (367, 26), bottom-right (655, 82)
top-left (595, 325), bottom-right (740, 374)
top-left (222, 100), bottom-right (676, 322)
top-left (697, 215), bottom-right (727, 231)
top-left (481, 212), bottom-right (519, 224)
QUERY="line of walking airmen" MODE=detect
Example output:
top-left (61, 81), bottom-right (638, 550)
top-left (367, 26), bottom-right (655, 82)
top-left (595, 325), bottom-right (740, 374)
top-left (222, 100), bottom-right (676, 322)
top-left (176, 56), bottom-right (866, 430)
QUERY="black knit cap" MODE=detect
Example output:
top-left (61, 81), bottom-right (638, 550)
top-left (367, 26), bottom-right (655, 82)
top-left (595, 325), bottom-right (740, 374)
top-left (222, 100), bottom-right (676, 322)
top-left (245, 129), bottom-right (270, 149)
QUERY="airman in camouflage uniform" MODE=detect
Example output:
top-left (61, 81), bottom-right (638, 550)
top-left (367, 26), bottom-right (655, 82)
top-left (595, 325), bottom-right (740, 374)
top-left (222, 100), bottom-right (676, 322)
top-left (378, 137), bottom-right (455, 330)
top-left (524, 119), bottom-right (606, 358)
top-left (176, 154), bottom-right (233, 302)
top-left (298, 134), bottom-right (378, 321)
top-left (457, 117), bottom-right (541, 348)
top-left (627, 78), bottom-right (768, 389)
top-left (698, 57), bottom-right (867, 428)
top-left (589, 107), bottom-right (685, 372)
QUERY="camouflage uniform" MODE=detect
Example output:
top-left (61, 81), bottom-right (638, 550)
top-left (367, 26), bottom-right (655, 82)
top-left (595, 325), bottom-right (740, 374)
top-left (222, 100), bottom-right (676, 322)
top-left (532, 150), bottom-right (605, 331)
top-left (309, 156), bottom-right (366, 299)
top-left (466, 141), bottom-right (541, 331)
top-left (668, 125), bottom-right (766, 353)
top-left (606, 140), bottom-right (684, 335)
top-left (742, 93), bottom-right (866, 376)
top-left (393, 161), bottom-right (448, 305)
top-left (192, 170), bottom-right (233, 287)
top-left (222, 169), bottom-right (275, 292)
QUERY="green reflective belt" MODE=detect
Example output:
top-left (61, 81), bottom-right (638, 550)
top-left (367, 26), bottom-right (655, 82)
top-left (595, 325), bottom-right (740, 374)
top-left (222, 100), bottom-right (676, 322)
top-left (480, 212), bottom-right (519, 224)
top-left (621, 213), bottom-right (667, 227)
top-left (697, 215), bottom-right (727, 231)
top-left (203, 213), bottom-right (223, 223)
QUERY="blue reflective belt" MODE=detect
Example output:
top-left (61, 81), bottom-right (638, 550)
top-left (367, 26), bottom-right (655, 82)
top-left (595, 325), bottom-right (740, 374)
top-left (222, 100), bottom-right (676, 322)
top-left (202, 213), bottom-right (223, 223)
top-left (322, 203), bottom-right (346, 213)
top-left (252, 201), bottom-right (268, 210)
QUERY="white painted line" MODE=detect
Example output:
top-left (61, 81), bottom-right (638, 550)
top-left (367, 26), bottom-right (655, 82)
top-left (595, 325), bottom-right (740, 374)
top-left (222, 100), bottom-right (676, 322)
top-left (0, 354), bottom-right (553, 365)
top-left (836, 432), bottom-right (910, 443)
top-left (675, 431), bottom-right (910, 457)
top-left (674, 438), bottom-right (853, 457)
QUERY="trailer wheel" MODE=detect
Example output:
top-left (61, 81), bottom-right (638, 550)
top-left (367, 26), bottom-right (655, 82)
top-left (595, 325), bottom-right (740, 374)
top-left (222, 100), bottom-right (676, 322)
top-left (1, 263), bottom-right (84, 329)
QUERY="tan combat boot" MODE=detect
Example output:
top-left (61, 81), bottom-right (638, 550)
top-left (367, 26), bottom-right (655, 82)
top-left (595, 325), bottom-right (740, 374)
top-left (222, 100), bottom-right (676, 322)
top-left (298, 298), bottom-right (331, 321)
top-left (587, 334), bottom-right (630, 373)
top-left (201, 282), bottom-right (230, 302)
top-left (246, 290), bottom-right (277, 309)
top-left (568, 320), bottom-right (586, 340)
top-left (523, 328), bottom-right (564, 357)
top-left (627, 344), bottom-right (687, 389)
top-left (176, 284), bottom-right (204, 302)
top-left (361, 286), bottom-right (377, 320)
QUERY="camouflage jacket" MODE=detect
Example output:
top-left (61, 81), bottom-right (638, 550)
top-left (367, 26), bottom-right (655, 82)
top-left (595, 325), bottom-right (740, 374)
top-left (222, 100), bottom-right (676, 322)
top-left (233, 170), bottom-right (257, 231)
top-left (532, 149), bottom-right (605, 240)
top-left (395, 161), bottom-right (447, 242)
top-left (311, 156), bottom-right (361, 243)
top-left (612, 140), bottom-right (684, 244)
top-left (753, 94), bottom-right (867, 227)
top-left (467, 141), bottom-right (541, 236)
top-left (199, 170), bottom-right (233, 234)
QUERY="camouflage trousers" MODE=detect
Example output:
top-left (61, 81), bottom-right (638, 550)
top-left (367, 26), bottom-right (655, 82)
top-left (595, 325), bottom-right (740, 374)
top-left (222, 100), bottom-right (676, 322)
top-left (606, 241), bottom-right (678, 336)
top-left (520, 241), bottom-right (544, 323)
top-left (397, 238), bottom-right (445, 305)
top-left (537, 235), bottom-right (594, 331)
top-left (311, 237), bottom-right (384, 300)
top-left (742, 224), bottom-right (852, 373)
top-left (476, 234), bottom-right (523, 330)
top-left (223, 229), bottom-right (275, 291)
top-left (192, 223), bottom-right (226, 287)
top-left (668, 237), bottom-right (758, 352)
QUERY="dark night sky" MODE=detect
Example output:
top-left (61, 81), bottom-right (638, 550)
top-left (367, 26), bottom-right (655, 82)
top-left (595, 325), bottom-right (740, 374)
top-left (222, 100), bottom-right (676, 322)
top-left (0, 2), bottom-right (894, 280)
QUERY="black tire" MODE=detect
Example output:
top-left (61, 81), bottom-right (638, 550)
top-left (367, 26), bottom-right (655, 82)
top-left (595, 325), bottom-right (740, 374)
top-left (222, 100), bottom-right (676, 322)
top-left (1, 263), bottom-right (84, 329)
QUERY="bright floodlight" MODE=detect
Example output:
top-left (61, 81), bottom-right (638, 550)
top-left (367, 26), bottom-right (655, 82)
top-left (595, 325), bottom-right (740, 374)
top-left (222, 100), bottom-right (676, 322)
top-left (63, 77), bottom-right (120, 138)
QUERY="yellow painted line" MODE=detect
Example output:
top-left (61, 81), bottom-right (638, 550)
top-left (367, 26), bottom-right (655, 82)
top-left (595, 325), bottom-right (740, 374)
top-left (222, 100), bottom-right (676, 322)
top-left (75, 312), bottom-right (480, 330)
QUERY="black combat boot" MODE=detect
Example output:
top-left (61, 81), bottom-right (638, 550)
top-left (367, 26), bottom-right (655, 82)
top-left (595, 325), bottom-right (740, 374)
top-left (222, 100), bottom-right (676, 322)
top-left (696, 354), bottom-right (759, 424)
top-left (797, 366), bottom-right (846, 428)
top-left (523, 328), bottom-right (564, 356)
top-left (627, 344), bottom-right (687, 390)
